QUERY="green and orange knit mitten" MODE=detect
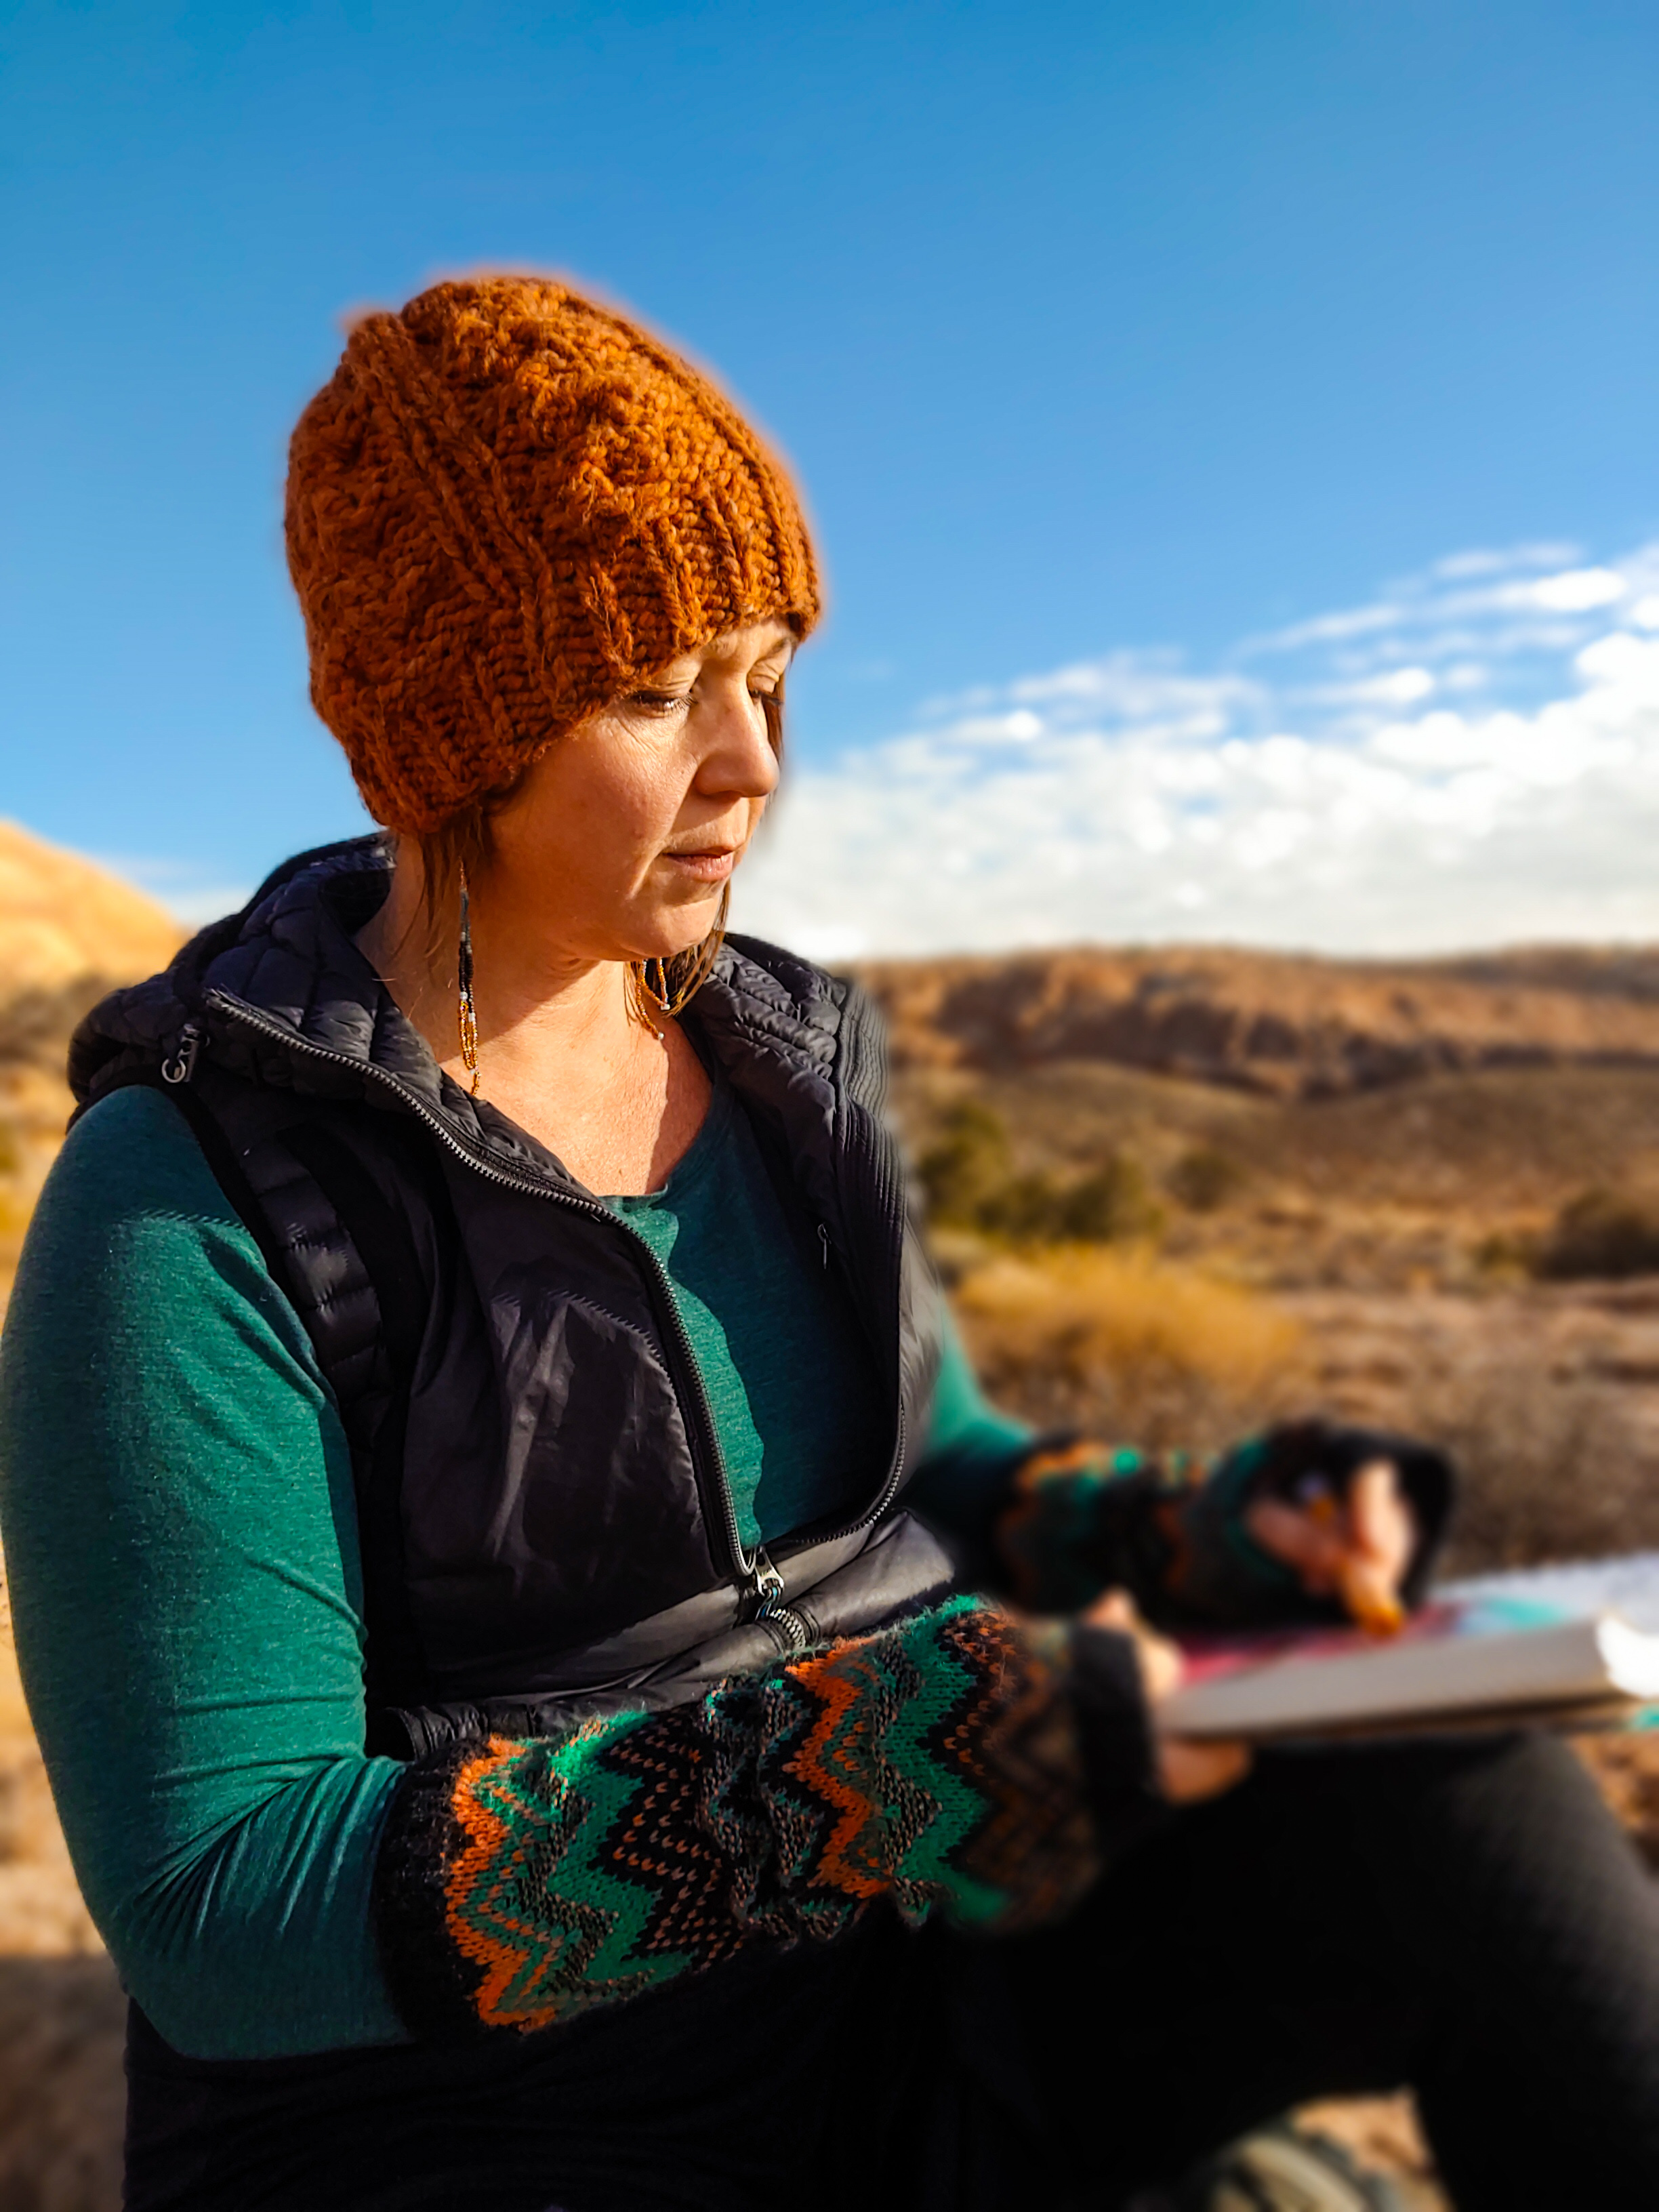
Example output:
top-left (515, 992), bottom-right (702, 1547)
top-left (373, 1595), bottom-right (1158, 2042)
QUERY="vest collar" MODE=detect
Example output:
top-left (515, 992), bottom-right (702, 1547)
top-left (72, 836), bottom-right (876, 1204)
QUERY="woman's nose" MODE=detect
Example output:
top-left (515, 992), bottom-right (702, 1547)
top-left (699, 683), bottom-right (781, 800)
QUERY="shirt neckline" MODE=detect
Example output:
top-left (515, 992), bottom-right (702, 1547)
top-left (603, 1069), bottom-right (734, 1212)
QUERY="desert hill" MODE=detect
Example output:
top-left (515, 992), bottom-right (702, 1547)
top-left (855, 943), bottom-right (1659, 1097)
top-left (0, 821), bottom-right (181, 998)
top-left (0, 825), bottom-right (185, 1311)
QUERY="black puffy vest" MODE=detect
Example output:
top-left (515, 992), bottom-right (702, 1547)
top-left (70, 839), bottom-right (956, 1750)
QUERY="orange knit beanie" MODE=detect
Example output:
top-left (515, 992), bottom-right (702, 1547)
top-left (285, 276), bottom-right (821, 835)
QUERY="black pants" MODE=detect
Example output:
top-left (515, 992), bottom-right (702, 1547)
top-left (125, 1734), bottom-right (1659, 2212)
top-left (1001, 1731), bottom-right (1659, 2209)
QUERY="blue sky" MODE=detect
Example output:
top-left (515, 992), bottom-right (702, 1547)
top-left (4, 1), bottom-right (1658, 949)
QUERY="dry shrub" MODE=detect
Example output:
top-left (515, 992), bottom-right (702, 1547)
top-left (953, 1247), bottom-right (1307, 1454)
top-left (1167, 1143), bottom-right (1250, 1213)
top-left (916, 1101), bottom-right (1161, 1244)
top-left (1534, 1187), bottom-right (1659, 1281)
top-left (0, 1191), bottom-right (30, 1322)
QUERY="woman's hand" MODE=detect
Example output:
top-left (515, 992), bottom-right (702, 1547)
top-left (1243, 1456), bottom-right (1417, 1635)
top-left (1084, 1589), bottom-right (1252, 1805)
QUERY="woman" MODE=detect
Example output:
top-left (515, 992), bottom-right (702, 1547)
top-left (1, 277), bottom-right (1655, 2212)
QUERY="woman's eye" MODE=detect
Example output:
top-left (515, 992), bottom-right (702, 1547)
top-left (629, 690), bottom-right (690, 714)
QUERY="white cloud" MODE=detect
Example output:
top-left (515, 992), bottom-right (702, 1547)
top-left (1431, 541), bottom-right (1580, 579)
top-left (734, 539), bottom-right (1659, 960)
top-left (1515, 566), bottom-right (1626, 613)
top-left (1300, 666), bottom-right (1437, 708)
top-left (1248, 602), bottom-right (1405, 653)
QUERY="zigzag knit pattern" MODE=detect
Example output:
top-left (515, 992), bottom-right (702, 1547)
top-left (994, 1429), bottom-right (1419, 1628)
top-left (996, 1439), bottom-right (1197, 1616)
top-left (373, 1596), bottom-right (1097, 2040)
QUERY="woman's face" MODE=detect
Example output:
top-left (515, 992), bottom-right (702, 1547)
top-left (482, 618), bottom-right (793, 966)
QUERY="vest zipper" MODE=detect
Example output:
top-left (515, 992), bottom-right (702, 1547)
top-left (161, 1022), bottom-right (203, 1086)
top-left (748, 1550), bottom-right (814, 1651)
top-left (796, 1057), bottom-right (912, 1554)
top-left (199, 993), bottom-right (768, 1598)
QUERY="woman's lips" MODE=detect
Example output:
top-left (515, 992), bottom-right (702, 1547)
top-left (661, 848), bottom-right (737, 883)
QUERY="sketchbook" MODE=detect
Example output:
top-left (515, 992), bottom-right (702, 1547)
top-left (1159, 1552), bottom-right (1659, 1744)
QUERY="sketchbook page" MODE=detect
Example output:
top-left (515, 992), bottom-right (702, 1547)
top-left (1439, 1551), bottom-right (1659, 1633)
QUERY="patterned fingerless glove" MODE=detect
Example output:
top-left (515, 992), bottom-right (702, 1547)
top-left (373, 1595), bottom-right (1147, 2042)
top-left (994, 1421), bottom-right (1454, 1629)
top-left (995, 1437), bottom-right (1196, 1615)
top-left (1166, 1420), bottom-right (1455, 1626)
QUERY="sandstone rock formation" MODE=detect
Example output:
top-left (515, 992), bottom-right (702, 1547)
top-left (857, 944), bottom-right (1659, 1097)
top-left (0, 823), bottom-right (184, 1315)
top-left (0, 821), bottom-right (181, 997)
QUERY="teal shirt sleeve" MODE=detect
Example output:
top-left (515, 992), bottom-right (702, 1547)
top-left (905, 1304), bottom-right (1034, 1560)
top-left (0, 1086), bottom-right (407, 2059)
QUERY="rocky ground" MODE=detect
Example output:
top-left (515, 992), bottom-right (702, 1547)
top-left (0, 1610), bottom-right (121, 2212)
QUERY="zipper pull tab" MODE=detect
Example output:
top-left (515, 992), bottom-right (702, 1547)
top-left (750, 1548), bottom-right (786, 1618)
top-left (817, 1223), bottom-right (831, 1271)
top-left (747, 1549), bottom-right (813, 1652)
top-left (161, 1022), bottom-right (203, 1086)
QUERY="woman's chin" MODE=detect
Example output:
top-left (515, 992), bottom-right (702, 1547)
top-left (632, 893), bottom-right (728, 960)
top-left (624, 925), bottom-right (722, 968)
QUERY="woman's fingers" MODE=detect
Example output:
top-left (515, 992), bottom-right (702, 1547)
top-left (1157, 1737), bottom-right (1254, 1804)
top-left (1084, 1586), bottom-right (1142, 1635)
top-left (1338, 1459), bottom-right (1413, 1632)
top-left (1256, 1462), bottom-right (1416, 1629)
top-left (1084, 1586), bottom-right (1184, 1700)
top-left (1244, 1495), bottom-right (1346, 1591)
top-left (1245, 1460), bottom-right (1416, 1634)
top-left (1082, 1589), bottom-right (1252, 1801)
top-left (1348, 1459), bottom-right (1414, 1576)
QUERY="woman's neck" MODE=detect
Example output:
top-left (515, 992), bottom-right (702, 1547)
top-left (355, 848), bottom-right (712, 1195)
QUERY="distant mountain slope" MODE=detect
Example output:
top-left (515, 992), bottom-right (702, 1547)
top-left (855, 944), bottom-right (1659, 1098)
top-left (0, 821), bottom-right (181, 998)
top-left (5, 815), bottom-right (1659, 1106)
top-left (0, 826), bottom-right (186, 1311)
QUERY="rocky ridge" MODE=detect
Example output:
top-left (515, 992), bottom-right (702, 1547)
top-left (855, 943), bottom-right (1659, 1097)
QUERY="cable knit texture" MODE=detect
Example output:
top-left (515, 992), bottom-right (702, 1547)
top-left (286, 275), bottom-right (821, 832)
top-left (373, 1596), bottom-right (1100, 2041)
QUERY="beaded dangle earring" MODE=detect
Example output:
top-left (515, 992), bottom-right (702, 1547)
top-left (456, 865), bottom-right (480, 1096)
top-left (626, 882), bottom-right (731, 1039)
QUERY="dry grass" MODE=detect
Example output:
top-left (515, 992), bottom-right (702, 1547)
top-left (953, 1244), bottom-right (1309, 1454)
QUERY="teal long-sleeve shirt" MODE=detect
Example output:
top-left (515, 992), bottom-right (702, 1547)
top-left (0, 1085), bottom-right (1033, 2060)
